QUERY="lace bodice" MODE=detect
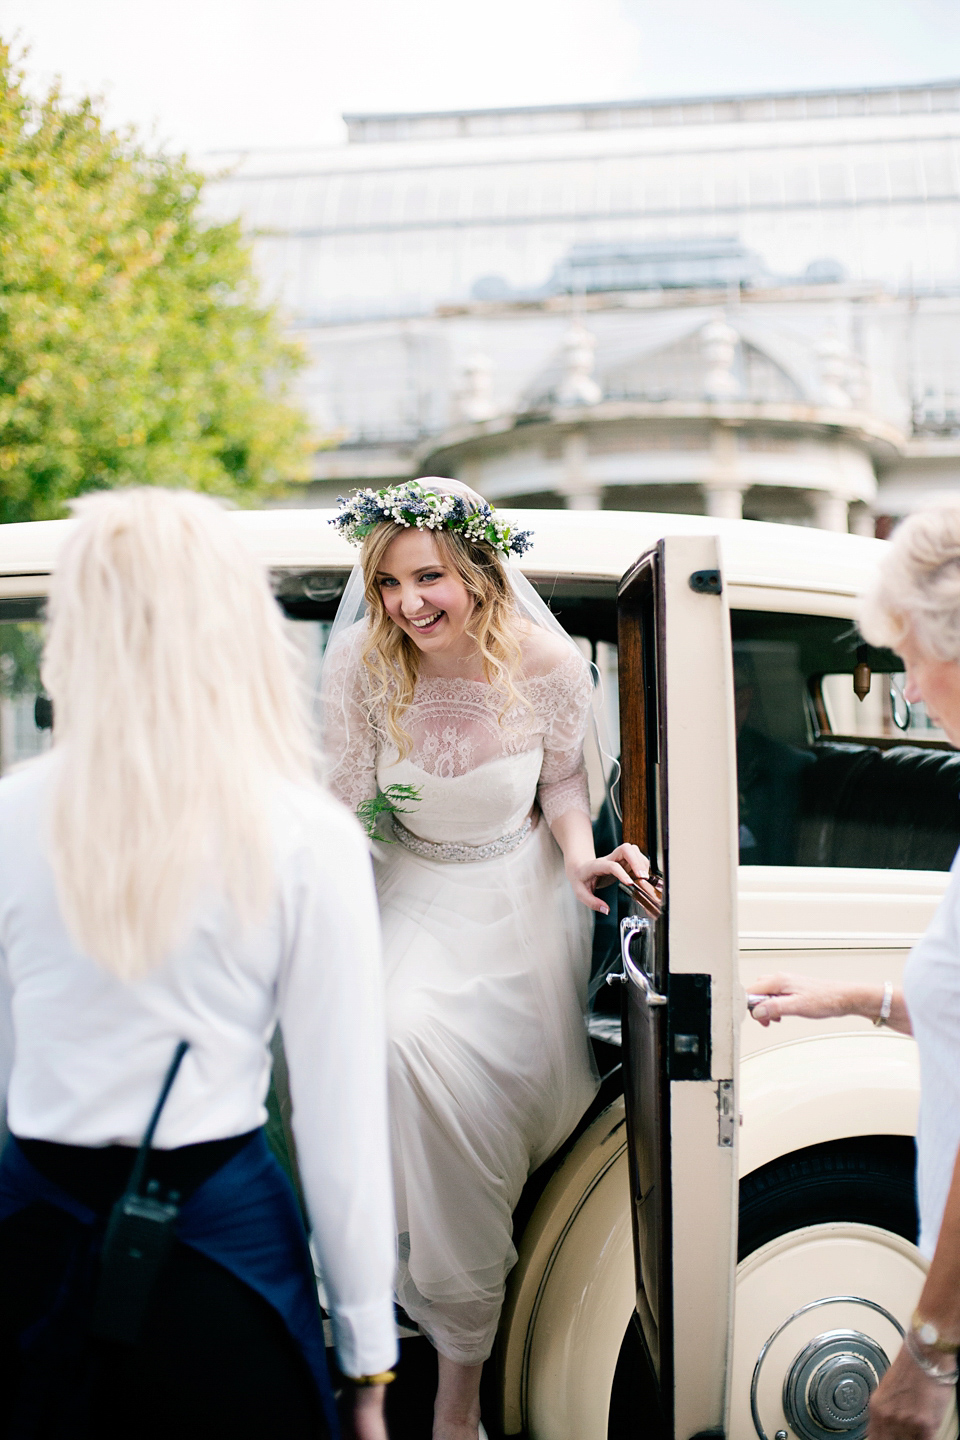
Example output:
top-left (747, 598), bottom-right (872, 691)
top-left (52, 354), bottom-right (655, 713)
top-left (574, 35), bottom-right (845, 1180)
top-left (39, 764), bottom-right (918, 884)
top-left (321, 621), bottom-right (592, 831)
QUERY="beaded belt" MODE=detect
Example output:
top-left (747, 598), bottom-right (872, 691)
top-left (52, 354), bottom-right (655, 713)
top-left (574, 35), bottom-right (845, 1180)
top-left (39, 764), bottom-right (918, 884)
top-left (391, 814), bottom-right (533, 864)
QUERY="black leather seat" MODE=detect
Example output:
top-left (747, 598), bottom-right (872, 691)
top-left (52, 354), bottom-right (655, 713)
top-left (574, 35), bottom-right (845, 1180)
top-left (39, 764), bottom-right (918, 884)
top-left (795, 741), bottom-right (960, 870)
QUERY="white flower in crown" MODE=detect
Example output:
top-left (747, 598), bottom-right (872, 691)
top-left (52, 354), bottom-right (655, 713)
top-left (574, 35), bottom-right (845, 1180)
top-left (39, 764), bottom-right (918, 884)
top-left (331, 481), bottom-right (532, 557)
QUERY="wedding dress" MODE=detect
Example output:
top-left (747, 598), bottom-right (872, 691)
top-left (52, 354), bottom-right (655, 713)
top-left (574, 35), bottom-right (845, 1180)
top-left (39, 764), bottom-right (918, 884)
top-left (321, 620), bottom-right (599, 1365)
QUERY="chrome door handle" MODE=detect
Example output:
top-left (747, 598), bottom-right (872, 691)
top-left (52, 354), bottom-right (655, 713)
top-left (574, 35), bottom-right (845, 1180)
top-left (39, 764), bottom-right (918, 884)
top-left (619, 915), bottom-right (668, 1007)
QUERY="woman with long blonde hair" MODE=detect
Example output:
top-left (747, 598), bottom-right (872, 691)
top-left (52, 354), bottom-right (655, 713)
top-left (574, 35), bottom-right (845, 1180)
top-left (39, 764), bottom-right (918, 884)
top-left (322, 479), bottom-right (656, 1440)
top-left (0, 488), bottom-right (396, 1440)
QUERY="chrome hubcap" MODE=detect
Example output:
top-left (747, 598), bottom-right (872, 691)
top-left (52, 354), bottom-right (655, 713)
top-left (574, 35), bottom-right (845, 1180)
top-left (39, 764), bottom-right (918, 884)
top-left (782, 1329), bottom-right (889, 1440)
top-left (750, 1293), bottom-right (904, 1440)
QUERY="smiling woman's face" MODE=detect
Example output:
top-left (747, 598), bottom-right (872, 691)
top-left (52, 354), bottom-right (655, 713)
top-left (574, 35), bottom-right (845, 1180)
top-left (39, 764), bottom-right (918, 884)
top-left (376, 528), bottom-right (476, 658)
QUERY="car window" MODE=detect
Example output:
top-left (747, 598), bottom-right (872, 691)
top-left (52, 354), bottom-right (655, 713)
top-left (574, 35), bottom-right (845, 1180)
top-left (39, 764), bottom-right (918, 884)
top-left (0, 601), bottom-right (51, 776)
top-left (732, 610), bottom-right (960, 871)
top-left (821, 672), bottom-right (947, 742)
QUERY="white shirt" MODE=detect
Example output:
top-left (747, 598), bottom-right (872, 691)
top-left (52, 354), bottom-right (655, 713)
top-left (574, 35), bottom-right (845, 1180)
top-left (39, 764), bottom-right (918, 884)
top-left (903, 848), bottom-right (960, 1260)
top-left (0, 754), bottom-right (397, 1378)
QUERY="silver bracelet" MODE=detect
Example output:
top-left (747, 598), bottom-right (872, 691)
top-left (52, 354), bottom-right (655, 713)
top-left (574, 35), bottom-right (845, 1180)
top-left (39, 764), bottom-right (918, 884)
top-left (903, 1327), bottom-right (960, 1384)
top-left (873, 979), bottom-right (894, 1028)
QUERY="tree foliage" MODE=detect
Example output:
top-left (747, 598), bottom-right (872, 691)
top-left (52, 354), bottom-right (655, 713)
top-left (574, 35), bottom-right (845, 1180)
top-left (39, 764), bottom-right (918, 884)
top-left (0, 44), bottom-right (311, 523)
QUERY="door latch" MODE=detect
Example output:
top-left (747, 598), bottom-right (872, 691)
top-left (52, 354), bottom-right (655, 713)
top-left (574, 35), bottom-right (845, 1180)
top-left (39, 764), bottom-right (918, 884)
top-left (667, 973), bottom-right (711, 1080)
top-left (689, 568), bottom-right (722, 595)
top-left (717, 1080), bottom-right (735, 1148)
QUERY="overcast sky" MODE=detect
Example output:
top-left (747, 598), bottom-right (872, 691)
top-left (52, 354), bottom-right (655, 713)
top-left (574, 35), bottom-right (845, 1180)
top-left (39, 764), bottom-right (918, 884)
top-left (2, 0), bottom-right (960, 155)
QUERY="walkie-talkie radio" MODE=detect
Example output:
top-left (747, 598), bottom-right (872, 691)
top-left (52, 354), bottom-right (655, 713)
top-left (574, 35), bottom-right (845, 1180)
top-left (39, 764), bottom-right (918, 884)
top-left (89, 1040), bottom-right (189, 1344)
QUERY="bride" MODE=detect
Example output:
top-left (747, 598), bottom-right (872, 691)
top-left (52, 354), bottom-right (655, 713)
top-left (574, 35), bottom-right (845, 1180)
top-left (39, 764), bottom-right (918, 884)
top-left (321, 479), bottom-right (653, 1440)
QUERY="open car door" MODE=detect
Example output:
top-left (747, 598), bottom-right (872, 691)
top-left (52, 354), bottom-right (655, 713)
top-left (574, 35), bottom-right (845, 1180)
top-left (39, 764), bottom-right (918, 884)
top-left (617, 535), bottom-right (740, 1439)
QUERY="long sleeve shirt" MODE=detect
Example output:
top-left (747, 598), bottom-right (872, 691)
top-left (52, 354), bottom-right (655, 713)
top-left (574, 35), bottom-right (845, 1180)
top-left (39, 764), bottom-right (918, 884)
top-left (0, 753), bottom-right (397, 1377)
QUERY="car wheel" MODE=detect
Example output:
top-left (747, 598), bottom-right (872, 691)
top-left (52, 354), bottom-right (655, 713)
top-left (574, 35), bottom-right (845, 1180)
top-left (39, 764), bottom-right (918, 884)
top-left (732, 1220), bottom-right (946, 1440)
top-left (738, 1135), bottom-right (917, 1259)
top-left (610, 1139), bottom-right (958, 1440)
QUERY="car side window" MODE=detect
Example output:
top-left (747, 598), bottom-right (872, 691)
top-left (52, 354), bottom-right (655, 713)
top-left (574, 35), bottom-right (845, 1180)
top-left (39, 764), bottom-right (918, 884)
top-left (733, 610), bottom-right (960, 871)
top-left (0, 601), bottom-right (50, 776)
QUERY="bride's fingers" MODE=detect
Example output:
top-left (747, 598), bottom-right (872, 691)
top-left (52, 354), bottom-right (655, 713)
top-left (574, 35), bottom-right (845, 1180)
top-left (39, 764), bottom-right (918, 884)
top-left (575, 880), bottom-right (609, 914)
top-left (616, 845), bottom-right (650, 879)
top-left (598, 860), bottom-right (636, 889)
top-left (604, 863), bottom-right (664, 910)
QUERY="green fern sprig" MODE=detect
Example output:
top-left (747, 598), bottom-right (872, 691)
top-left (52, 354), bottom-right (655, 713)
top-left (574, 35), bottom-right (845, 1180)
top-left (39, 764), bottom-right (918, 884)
top-left (356, 783), bottom-right (422, 840)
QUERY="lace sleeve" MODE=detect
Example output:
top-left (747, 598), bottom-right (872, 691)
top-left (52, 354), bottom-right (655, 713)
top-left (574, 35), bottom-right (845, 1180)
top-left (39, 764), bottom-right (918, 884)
top-left (319, 623), bottom-right (378, 814)
top-left (535, 650), bottom-right (593, 827)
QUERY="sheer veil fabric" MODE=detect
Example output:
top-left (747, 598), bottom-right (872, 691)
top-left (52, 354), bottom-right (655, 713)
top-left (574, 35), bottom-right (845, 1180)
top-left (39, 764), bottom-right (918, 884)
top-left (319, 481), bottom-right (600, 1365)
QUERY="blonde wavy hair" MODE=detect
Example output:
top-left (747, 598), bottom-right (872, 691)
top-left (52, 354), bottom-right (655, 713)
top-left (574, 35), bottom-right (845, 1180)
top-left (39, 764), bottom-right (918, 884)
top-left (861, 504), bottom-right (960, 661)
top-left (359, 521), bottom-right (528, 754)
top-left (42, 487), bottom-right (317, 980)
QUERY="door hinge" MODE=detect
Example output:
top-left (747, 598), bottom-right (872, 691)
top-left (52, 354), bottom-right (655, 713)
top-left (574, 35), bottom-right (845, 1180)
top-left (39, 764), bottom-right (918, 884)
top-left (689, 568), bottom-right (722, 595)
top-left (716, 1080), bottom-right (735, 1148)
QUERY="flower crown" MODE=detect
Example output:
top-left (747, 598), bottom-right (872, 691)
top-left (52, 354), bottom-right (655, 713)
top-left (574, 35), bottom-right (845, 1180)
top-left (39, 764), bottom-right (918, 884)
top-left (330, 481), bottom-right (532, 558)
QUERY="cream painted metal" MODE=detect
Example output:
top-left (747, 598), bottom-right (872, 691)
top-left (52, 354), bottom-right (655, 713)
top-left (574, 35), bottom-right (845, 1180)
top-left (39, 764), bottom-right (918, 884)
top-left (0, 506), bottom-right (885, 600)
top-left (655, 535), bottom-right (740, 1438)
top-left (502, 1127), bottom-right (945, 1440)
top-left (498, 1102), bottom-right (632, 1440)
top-left (738, 1035), bottom-right (920, 1178)
top-left (731, 1225), bottom-right (956, 1440)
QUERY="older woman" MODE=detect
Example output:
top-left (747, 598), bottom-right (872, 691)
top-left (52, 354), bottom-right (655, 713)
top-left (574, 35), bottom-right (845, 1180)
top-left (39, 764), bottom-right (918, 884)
top-left (750, 504), bottom-right (960, 1440)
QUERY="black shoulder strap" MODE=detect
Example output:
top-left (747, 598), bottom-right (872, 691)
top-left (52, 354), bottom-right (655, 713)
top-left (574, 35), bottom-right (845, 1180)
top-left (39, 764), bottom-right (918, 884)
top-left (125, 1040), bottom-right (189, 1199)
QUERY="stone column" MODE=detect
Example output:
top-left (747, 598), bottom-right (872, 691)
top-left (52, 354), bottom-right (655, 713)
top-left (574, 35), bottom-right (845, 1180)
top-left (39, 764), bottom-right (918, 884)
top-left (700, 319), bottom-right (741, 400)
top-left (566, 487), bottom-right (603, 510)
top-left (556, 326), bottom-right (602, 407)
top-left (704, 485), bottom-right (744, 521)
top-left (817, 334), bottom-right (853, 409)
top-left (811, 491), bottom-right (851, 532)
top-left (560, 429), bottom-right (602, 509)
top-left (704, 423), bottom-right (743, 519)
top-left (456, 353), bottom-right (496, 423)
top-left (848, 504), bottom-right (876, 538)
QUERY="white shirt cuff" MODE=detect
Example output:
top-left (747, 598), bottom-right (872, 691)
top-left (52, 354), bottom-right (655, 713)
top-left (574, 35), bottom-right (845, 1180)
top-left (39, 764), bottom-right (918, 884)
top-left (329, 1296), bottom-right (399, 1378)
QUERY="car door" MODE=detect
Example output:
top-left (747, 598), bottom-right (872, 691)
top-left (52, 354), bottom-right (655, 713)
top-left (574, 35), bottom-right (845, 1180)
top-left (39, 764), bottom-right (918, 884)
top-left (617, 534), bottom-right (740, 1440)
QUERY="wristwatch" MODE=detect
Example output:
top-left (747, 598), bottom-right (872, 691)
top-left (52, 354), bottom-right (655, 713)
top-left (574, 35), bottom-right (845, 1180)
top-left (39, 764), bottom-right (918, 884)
top-left (912, 1310), bottom-right (960, 1353)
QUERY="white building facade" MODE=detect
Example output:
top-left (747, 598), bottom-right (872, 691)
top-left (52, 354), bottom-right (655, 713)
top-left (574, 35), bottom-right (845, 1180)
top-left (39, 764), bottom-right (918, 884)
top-left (203, 80), bottom-right (960, 530)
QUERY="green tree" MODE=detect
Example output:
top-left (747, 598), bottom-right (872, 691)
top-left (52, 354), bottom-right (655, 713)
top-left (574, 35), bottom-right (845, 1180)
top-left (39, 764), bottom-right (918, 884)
top-left (0, 43), bottom-right (311, 523)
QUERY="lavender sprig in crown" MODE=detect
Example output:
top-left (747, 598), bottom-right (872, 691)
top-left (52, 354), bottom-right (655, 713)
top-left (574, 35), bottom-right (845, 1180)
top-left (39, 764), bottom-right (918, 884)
top-left (330, 481), bottom-right (533, 559)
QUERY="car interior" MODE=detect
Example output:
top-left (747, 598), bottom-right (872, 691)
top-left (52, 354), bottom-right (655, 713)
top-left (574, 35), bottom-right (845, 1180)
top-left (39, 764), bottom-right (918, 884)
top-left (733, 610), bottom-right (960, 873)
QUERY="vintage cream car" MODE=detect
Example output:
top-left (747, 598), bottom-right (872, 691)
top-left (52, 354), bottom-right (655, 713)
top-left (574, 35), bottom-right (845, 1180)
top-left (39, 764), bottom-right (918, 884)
top-left (1, 508), bottom-right (956, 1440)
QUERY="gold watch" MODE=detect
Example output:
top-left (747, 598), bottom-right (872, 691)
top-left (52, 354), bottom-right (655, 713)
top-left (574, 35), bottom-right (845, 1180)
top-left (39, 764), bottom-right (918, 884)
top-left (912, 1310), bottom-right (960, 1353)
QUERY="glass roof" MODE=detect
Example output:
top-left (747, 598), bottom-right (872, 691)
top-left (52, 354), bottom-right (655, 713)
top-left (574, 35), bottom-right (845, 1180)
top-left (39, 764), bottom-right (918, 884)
top-left (203, 89), bottom-right (960, 323)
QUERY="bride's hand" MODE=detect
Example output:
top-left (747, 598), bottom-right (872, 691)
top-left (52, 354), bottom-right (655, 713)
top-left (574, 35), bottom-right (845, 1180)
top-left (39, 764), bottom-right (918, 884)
top-left (567, 844), bottom-right (659, 916)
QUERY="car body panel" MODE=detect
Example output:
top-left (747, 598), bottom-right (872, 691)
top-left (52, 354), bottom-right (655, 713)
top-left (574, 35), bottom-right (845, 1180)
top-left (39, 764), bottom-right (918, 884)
top-left (616, 536), bottom-right (740, 1436)
top-left (0, 506), bottom-right (884, 599)
top-left (497, 1102), bottom-right (630, 1437)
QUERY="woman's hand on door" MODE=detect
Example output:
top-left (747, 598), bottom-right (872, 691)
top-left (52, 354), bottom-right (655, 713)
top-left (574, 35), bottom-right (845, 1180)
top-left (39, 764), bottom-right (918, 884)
top-left (568, 842), bottom-right (659, 916)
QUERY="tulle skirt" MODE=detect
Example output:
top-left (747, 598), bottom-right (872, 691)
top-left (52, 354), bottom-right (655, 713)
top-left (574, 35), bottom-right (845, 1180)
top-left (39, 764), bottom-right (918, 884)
top-left (374, 818), bottom-right (598, 1366)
